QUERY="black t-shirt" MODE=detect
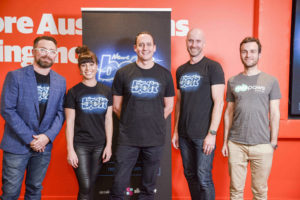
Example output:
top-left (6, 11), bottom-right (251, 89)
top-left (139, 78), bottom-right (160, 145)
top-left (64, 82), bottom-right (112, 146)
top-left (112, 62), bottom-right (175, 147)
top-left (35, 71), bottom-right (50, 124)
top-left (176, 57), bottom-right (225, 139)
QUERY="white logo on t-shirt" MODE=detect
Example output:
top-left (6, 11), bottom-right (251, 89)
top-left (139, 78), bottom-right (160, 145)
top-left (131, 80), bottom-right (159, 95)
top-left (37, 84), bottom-right (49, 103)
top-left (81, 96), bottom-right (108, 113)
top-left (234, 84), bottom-right (266, 93)
top-left (180, 73), bottom-right (201, 90)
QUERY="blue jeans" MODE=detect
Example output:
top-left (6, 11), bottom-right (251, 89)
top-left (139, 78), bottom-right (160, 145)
top-left (110, 145), bottom-right (163, 200)
top-left (0, 151), bottom-right (51, 200)
top-left (179, 137), bottom-right (215, 200)
top-left (74, 144), bottom-right (104, 200)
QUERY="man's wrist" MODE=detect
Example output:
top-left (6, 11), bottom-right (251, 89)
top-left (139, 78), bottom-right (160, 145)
top-left (271, 143), bottom-right (278, 150)
top-left (208, 129), bottom-right (217, 135)
top-left (105, 142), bottom-right (112, 148)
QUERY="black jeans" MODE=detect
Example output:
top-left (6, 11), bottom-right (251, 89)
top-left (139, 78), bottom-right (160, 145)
top-left (110, 145), bottom-right (163, 200)
top-left (179, 137), bottom-right (215, 200)
top-left (74, 144), bottom-right (104, 200)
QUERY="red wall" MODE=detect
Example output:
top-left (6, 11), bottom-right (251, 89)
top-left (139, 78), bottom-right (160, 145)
top-left (0, 0), bottom-right (299, 199)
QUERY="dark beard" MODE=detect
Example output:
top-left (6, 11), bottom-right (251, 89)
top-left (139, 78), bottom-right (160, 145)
top-left (37, 59), bottom-right (53, 69)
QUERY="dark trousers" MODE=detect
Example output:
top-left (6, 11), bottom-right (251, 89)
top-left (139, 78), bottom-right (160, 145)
top-left (0, 151), bottom-right (51, 200)
top-left (74, 144), bottom-right (104, 200)
top-left (179, 137), bottom-right (215, 200)
top-left (110, 145), bottom-right (163, 200)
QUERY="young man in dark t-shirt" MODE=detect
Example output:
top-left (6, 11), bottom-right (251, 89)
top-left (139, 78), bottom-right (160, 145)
top-left (110, 32), bottom-right (175, 200)
top-left (172, 28), bottom-right (225, 200)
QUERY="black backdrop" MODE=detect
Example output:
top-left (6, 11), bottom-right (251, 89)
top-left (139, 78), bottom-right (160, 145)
top-left (290, 0), bottom-right (300, 116)
top-left (82, 8), bottom-right (172, 199)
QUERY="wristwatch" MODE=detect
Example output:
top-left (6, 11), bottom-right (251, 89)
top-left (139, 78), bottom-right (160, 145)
top-left (209, 129), bottom-right (217, 135)
top-left (271, 144), bottom-right (278, 150)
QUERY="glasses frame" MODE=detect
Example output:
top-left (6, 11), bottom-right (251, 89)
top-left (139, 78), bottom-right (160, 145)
top-left (34, 47), bottom-right (57, 57)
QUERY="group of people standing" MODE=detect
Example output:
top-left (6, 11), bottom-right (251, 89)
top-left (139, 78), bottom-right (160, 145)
top-left (0, 28), bottom-right (280, 200)
top-left (172, 29), bottom-right (281, 200)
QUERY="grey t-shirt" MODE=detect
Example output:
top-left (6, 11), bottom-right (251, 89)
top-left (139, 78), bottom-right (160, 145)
top-left (226, 72), bottom-right (281, 145)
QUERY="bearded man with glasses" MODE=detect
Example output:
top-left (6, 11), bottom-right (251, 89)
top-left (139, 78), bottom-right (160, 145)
top-left (0, 36), bottom-right (66, 200)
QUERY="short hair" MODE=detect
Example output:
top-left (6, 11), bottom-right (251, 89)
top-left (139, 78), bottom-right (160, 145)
top-left (75, 45), bottom-right (99, 67)
top-left (135, 31), bottom-right (155, 45)
top-left (33, 36), bottom-right (57, 48)
top-left (240, 37), bottom-right (262, 53)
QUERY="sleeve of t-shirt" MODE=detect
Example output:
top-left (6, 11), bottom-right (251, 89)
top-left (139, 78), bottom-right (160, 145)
top-left (175, 67), bottom-right (181, 90)
top-left (210, 62), bottom-right (225, 85)
top-left (269, 78), bottom-right (282, 100)
top-left (112, 70), bottom-right (123, 96)
top-left (107, 88), bottom-right (113, 106)
top-left (64, 88), bottom-right (76, 109)
top-left (226, 80), bottom-right (235, 102)
top-left (165, 71), bottom-right (175, 97)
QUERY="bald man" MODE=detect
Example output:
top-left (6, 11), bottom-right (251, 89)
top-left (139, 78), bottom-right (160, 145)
top-left (172, 28), bottom-right (225, 200)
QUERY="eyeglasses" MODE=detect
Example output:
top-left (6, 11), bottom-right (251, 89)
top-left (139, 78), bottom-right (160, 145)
top-left (35, 48), bottom-right (57, 56)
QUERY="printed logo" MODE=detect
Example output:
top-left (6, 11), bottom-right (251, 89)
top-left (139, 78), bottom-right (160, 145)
top-left (98, 53), bottom-right (137, 85)
top-left (131, 79), bottom-right (160, 98)
top-left (124, 187), bottom-right (142, 196)
top-left (37, 84), bottom-right (49, 104)
top-left (81, 95), bottom-right (108, 113)
top-left (126, 187), bottom-right (134, 196)
top-left (124, 187), bottom-right (157, 196)
top-left (179, 73), bottom-right (201, 91)
top-left (234, 84), bottom-right (266, 93)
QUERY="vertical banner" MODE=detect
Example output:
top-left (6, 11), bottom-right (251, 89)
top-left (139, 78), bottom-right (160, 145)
top-left (291, 0), bottom-right (300, 115)
top-left (82, 8), bottom-right (171, 199)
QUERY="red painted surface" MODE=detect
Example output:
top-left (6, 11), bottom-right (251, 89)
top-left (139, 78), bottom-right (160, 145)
top-left (0, 0), bottom-right (298, 199)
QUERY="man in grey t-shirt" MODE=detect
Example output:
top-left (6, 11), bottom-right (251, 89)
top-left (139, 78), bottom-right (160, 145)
top-left (222, 37), bottom-right (281, 200)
